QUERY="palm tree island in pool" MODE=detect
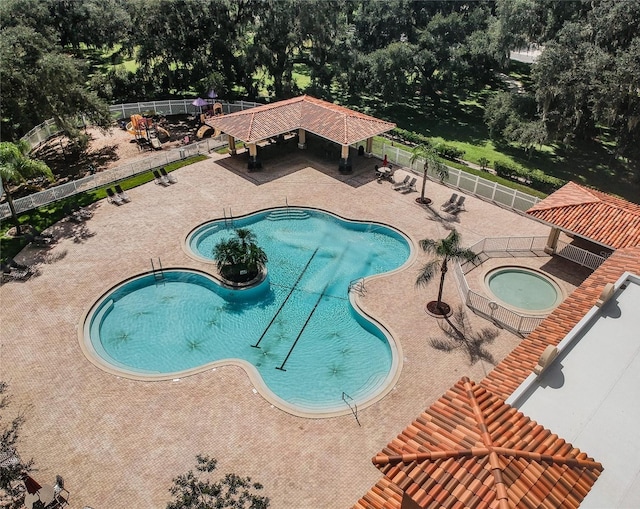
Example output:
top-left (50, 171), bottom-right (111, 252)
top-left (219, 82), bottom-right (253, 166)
top-left (213, 228), bottom-right (268, 284)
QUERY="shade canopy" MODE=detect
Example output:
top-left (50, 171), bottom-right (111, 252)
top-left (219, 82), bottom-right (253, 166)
top-left (192, 98), bottom-right (208, 107)
top-left (205, 95), bottom-right (396, 146)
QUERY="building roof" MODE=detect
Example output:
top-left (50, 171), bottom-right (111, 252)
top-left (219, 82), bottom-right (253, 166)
top-left (512, 274), bottom-right (640, 508)
top-left (204, 95), bottom-right (396, 145)
top-left (481, 245), bottom-right (640, 401)
top-left (354, 377), bottom-right (603, 509)
top-left (356, 246), bottom-right (640, 509)
top-left (526, 182), bottom-right (640, 249)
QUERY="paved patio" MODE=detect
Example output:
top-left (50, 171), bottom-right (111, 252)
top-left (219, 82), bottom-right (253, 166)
top-left (1, 151), bottom-right (583, 508)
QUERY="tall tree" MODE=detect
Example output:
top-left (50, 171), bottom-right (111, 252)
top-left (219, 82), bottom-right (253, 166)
top-left (0, 25), bottom-right (111, 139)
top-left (416, 229), bottom-right (478, 316)
top-left (0, 141), bottom-right (53, 235)
top-left (532, 0), bottom-right (640, 164)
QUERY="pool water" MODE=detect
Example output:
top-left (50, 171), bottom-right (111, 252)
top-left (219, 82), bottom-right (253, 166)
top-left (486, 267), bottom-right (560, 312)
top-left (87, 208), bottom-right (411, 414)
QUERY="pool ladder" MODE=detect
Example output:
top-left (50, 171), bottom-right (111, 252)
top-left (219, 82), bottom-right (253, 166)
top-left (348, 278), bottom-right (366, 296)
top-left (223, 207), bottom-right (234, 228)
top-left (151, 257), bottom-right (164, 282)
top-left (342, 392), bottom-right (361, 427)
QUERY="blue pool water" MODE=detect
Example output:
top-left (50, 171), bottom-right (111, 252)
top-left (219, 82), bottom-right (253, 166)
top-left (486, 267), bottom-right (560, 311)
top-left (87, 208), bottom-right (411, 414)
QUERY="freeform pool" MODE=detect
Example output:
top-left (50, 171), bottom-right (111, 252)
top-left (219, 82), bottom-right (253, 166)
top-left (84, 207), bottom-right (411, 417)
top-left (485, 266), bottom-right (562, 313)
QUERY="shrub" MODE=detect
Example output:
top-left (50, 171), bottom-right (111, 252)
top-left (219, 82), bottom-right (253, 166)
top-left (434, 142), bottom-right (465, 161)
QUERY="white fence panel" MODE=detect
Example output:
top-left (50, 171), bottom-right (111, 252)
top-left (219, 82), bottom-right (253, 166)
top-left (382, 143), bottom-right (541, 214)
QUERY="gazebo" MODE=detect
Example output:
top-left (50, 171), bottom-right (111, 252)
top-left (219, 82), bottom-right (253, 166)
top-left (205, 95), bottom-right (396, 171)
top-left (526, 182), bottom-right (640, 257)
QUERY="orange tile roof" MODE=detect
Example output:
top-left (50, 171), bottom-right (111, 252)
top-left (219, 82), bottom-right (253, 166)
top-left (526, 182), bottom-right (640, 249)
top-left (354, 378), bottom-right (602, 509)
top-left (481, 245), bottom-right (640, 400)
top-left (356, 246), bottom-right (640, 509)
top-left (205, 95), bottom-right (396, 145)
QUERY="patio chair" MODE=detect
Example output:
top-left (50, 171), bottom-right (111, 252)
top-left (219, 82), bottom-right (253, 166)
top-left (440, 193), bottom-right (458, 210)
top-left (399, 177), bottom-right (417, 193)
top-left (160, 167), bottom-right (177, 184)
top-left (114, 184), bottom-right (131, 202)
top-left (449, 196), bottom-right (466, 214)
top-left (152, 170), bottom-right (169, 186)
top-left (53, 475), bottom-right (70, 508)
top-left (106, 187), bottom-right (124, 205)
top-left (2, 264), bottom-right (31, 282)
top-left (27, 233), bottom-right (54, 247)
top-left (393, 175), bottom-right (410, 190)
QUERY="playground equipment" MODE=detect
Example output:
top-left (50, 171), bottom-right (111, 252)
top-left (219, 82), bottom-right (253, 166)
top-left (196, 125), bottom-right (221, 140)
top-left (199, 102), bottom-right (224, 125)
top-left (125, 114), bottom-right (166, 150)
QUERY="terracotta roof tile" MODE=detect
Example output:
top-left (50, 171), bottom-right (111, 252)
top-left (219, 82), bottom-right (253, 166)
top-left (526, 182), bottom-right (640, 249)
top-left (481, 245), bottom-right (640, 400)
top-left (205, 95), bottom-right (395, 145)
top-left (353, 378), bottom-right (602, 509)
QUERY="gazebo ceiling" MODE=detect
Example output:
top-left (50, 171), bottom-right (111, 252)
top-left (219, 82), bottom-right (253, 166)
top-left (205, 95), bottom-right (396, 146)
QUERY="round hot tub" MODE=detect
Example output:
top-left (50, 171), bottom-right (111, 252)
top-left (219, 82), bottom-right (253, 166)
top-left (484, 266), bottom-right (563, 314)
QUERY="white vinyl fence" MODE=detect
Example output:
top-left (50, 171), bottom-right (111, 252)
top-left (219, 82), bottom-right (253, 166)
top-left (2, 100), bottom-right (262, 220)
top-left (381, 143), bottom-right (541, 213)
top-left (454, 236), bottom-right (550, 336)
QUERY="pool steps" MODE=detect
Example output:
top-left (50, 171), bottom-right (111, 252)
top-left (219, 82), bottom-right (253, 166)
top-left (266, 209), bottom-right (310, 221)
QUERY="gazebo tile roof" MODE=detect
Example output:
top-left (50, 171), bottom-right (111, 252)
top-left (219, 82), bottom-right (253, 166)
top-left (526, 182), bottom-right (640, 249)
top-left (353, 378), bottom-right (602, 509)
top-left (205, 95), bottom-right (395, 145)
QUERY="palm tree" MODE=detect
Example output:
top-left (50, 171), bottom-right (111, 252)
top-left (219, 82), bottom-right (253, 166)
top-left (416, 229), bottom-right (478, 316)
top-left (410, 144), bottom-right (448, 205)
top-left (0, 140), bottom-right (53, 235)
top-left (213, 228), bottom-right (268, 283)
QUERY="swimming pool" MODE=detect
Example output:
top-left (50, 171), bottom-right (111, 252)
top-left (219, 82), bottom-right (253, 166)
top-left (485, 266), bottom-right (562, 313)
top-left (83, 207), bottom-right (412, 417)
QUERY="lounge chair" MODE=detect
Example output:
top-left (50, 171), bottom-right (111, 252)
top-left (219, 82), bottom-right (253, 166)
top-left (400, 177), bottom-right (417, 193)
top-left (114, 184), bottom-right (131, 202)
top-left (26, 232), bottom-right (54, 247)
top-left (160, 167), bottom-right (177, 184)
top-left (153, 170), bottom-right (169, 186)
top-left (450, 196), bottom-right (466, 214)
top-left (441, 193), bottom-right (458, 210)
top-left (1, 264), bottom-right (31, 282)
top-left (393, 175), bottom-right (410, 190)
top-left (106, 187), bottom-right (124, 205)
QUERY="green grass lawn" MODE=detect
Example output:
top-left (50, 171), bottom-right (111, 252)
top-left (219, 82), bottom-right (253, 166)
top-left (0, 156), bottom-right (206, 264)
top-left (82, 51), bottom-right (639, 203)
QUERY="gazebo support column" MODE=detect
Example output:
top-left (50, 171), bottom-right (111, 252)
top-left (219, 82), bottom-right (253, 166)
top-left (247, 142), bottom-right (261, 171)
top-left (228, 136), bottom-right (237, 155)
top-left (298, 129), bottom-right (306, 149)
top-left (545, 227), bottom-right (561, 255)
top-left (365, 137), bottom-right (373, 158)
top-left (339, 145), bottom-right (352, 173)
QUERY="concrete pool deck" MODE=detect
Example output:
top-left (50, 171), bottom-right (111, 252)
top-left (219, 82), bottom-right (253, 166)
top-left (0, 152), bottom-right (586, 508)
